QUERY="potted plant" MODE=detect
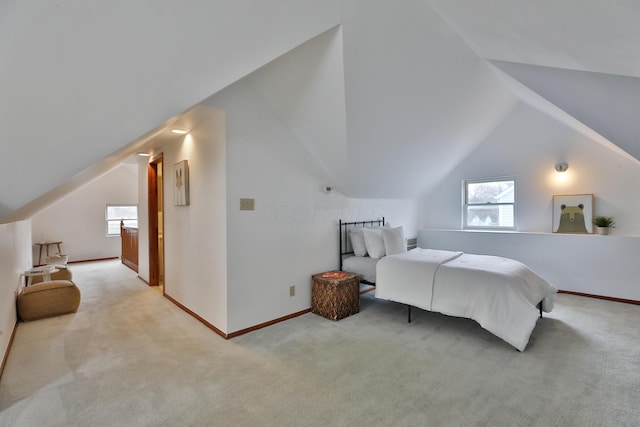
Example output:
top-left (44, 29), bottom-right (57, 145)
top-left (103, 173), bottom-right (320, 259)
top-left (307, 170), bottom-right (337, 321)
top-left (592, 216), bottom-right (615, 235)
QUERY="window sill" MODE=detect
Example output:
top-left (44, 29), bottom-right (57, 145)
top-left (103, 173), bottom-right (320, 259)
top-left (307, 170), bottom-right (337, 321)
top-left (423, 228), bottom-right (640, 238)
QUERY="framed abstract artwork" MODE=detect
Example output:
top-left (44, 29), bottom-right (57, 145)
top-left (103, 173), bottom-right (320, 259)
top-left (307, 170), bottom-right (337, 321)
top-left (552, 194), bottom-right (593, 233)
top-left (174, 160), bottom-right (189, 206)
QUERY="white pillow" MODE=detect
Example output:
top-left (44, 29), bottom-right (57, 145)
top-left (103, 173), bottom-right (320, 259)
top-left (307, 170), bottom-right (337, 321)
top-left (362, 227), bottom-right (385, 259)
top-left (382, 226), bottom-right (406, 256)
top-left (348, 227), bottom-right (368, 257)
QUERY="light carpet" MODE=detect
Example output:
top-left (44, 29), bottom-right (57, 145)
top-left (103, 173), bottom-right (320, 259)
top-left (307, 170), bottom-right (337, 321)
top-left (1, 260), bottom-right (639, 426)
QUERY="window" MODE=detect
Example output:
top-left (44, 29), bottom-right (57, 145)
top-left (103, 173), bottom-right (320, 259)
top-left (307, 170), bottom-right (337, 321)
top-left (106, 205), bottom-right (138, 236)
top-left (463, 177), bottom-right (515, 230)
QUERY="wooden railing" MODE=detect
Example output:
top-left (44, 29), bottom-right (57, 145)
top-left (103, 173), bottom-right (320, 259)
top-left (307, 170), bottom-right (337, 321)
top-left (120, 220), bottom-right (139, 273)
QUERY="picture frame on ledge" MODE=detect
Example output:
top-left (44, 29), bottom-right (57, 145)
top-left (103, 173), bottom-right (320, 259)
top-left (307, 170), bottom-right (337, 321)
top-left (552, 194), bottom-right (593, 234)
top-left (174, 160), bottom-right (189, 206)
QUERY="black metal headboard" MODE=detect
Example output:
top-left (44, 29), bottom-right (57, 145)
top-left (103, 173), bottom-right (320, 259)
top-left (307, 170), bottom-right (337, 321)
top-left (339, 218), bottom-right (384, 270)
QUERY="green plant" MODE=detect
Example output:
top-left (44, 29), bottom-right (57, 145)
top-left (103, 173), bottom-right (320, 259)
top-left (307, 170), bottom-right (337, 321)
top-left (592, 216), bottom-right (615, 228)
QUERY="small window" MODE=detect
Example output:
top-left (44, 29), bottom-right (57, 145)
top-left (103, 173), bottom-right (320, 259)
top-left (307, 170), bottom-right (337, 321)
top-left (463, 177), bottom-right (515, 230)
top-left (106, 205), bottom-right (138, 236)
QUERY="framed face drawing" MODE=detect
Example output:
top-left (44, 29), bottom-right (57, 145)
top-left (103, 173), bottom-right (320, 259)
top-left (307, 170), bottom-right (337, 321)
top-left (174, 160), bottom-right (189, 206)
top-left (552, 194), bottom-right (593, 233)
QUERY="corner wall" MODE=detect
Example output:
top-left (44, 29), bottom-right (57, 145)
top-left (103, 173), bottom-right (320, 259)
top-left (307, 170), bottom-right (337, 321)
top-left (163, 113), bottom-right (228, 333)
top-left (137, 106), bottom-right (228, 333)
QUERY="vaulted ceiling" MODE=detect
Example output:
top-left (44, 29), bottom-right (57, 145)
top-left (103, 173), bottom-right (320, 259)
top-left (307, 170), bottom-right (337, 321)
top-left (2, 0), bottom-right (639, 223)
top-left (428, 0), bottom-right (640, 160)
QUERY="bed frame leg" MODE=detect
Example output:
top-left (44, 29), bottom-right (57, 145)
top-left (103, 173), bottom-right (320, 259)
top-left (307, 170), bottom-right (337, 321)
top-left (407, 305), bottom-right (412, 323)
top-left (539, 303), bottom-right (543, 318)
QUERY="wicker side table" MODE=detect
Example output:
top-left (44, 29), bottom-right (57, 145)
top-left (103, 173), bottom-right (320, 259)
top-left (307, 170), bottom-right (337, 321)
top-left (311, 271), bottom-right (360, 321)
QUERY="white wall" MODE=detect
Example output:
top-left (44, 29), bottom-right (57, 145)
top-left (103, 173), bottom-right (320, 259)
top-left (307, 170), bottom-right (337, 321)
top-left (163, 113), bottom-right (228, 333)
top-left (419, 230), bottom-right (640, 301)
top-left (342, 198), bottom-right (418, 239)
top-left (204, 29), bottom-right (422, 333)
top-left (0, 220), bottom-right (32, 368)
top-left (137, 106), bottom-right (228, 333)
top-left (134, 98), bottom-right (417, 337)
top-left (418, 102), bottom-right (640, 299)
top-left (420, 102), bottom-right (640, 235)
top-left (130, 28), bottom-right (424, 336)
top-left (31, 165), bottom-right (138, 263)
top-left (209, 80), bottom-right (344, 333)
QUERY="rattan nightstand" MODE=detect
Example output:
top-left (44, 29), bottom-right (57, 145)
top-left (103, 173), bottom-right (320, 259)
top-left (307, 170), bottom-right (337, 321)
top-left (311, 271), bottom-right (360, 321)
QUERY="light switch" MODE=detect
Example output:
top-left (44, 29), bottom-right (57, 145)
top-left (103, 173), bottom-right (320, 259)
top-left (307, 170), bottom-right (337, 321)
top-left (240, 198), bottom-right (255, 211)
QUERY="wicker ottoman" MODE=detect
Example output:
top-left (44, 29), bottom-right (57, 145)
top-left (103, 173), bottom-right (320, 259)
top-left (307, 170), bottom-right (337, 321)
top-left (17, 280), bottom-right (81, 321)
top-left (311, 271), bottom-right (360, 321)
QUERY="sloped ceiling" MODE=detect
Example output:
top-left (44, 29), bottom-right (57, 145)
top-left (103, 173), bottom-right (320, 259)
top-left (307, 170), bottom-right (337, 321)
top-left (341, 0), bottom-right (517, 198)
top-left (0, 0), bottom-right (342, 222)
top-left (3, 0), bottom-right (640, 222)
top-left (490, 61), bottom-right (640, 162)
top-left (239, 26), bottom-right (351, 189)
top-left (428, 0), bottom-right (640, 164)
top-left (229, 1), bottom-right (518, 199)
top-left (427, 0), bottom-right (640, 77)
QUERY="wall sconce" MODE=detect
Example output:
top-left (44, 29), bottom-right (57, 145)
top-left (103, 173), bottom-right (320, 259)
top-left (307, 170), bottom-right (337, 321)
top-left (555, 162), bottom-right (568, 173)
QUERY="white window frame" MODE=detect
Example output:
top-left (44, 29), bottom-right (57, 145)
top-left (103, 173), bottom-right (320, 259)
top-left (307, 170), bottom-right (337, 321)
top-left (462, 176), bottom-right (516, 231)
top-left (106, 204), bottom-right (138, 237)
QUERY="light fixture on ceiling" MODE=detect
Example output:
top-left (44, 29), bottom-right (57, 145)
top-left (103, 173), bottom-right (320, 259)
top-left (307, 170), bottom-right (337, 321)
top-left (171, 129), bottom-right (188, 135)
top-left (555, 162), bottom-right (568, 173)
top-left (136, 152), bottom-right (151, 157)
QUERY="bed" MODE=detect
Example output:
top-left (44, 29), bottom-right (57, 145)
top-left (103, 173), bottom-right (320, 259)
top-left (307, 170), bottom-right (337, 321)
top-left (338, 219), bottom-right (557, 351)
top-left (339, 218), bottom-right (386, 284)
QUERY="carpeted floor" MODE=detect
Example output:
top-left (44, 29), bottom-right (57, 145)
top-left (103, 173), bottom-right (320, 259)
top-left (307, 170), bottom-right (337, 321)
top-left (1, 260), bottom-right (639, 426)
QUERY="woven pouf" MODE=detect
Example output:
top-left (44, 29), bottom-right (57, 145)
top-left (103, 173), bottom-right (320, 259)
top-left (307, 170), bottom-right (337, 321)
top-left (17, 280), bottom-right (81, 321)
top-left (311, 272), bottom-right (360, 321)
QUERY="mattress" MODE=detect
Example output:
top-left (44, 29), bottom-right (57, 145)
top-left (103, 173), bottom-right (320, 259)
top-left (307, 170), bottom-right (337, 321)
top-left (375, 248), bottom-right (557, 351)
top-left (342, 255), bottom-right (378, 283)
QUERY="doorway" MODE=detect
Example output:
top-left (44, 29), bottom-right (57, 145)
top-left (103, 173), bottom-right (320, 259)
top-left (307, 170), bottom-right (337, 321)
top-left (148, 154), bottom-right (165, 291)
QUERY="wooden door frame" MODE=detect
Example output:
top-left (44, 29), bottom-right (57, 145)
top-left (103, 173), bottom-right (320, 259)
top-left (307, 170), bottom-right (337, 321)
top-left (148, 154), bottom-right (164, 288)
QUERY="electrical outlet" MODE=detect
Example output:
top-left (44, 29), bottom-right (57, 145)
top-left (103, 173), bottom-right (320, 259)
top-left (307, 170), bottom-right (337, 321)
top-left (289, 285), bottom-right (295, 297)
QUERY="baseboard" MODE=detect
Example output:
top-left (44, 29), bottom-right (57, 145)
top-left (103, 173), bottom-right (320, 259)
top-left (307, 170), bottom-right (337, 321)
top-left (137, 275), bottom-right (150, 286)
top-left (68, 257), bottom-right (119, 264)
top-left (360, 285), bottom-right (376, 295)
top-left (0, 321), bottom-right (18, 381)
top-left (226, 308), bottom-right (311, 339)
top-left (163, 293), bottom-right (228, 339)
top-left (163, 292), bottom-right (311, 340)
top-left (558, 290), bottom-right (640, 306)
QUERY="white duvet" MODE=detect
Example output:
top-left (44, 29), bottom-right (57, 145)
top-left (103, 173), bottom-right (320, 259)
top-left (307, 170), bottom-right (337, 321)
top-left (375, 248), bottom-right (557, 351)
